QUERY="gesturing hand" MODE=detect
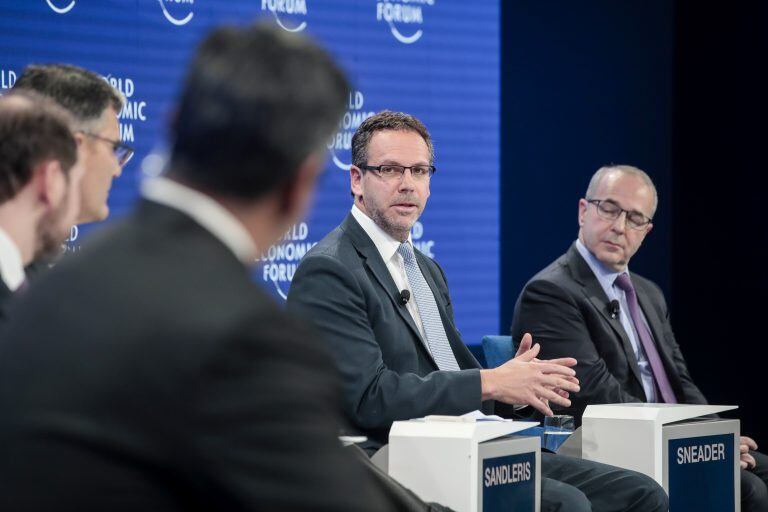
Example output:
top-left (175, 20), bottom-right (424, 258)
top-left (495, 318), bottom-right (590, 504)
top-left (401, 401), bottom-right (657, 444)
top-left (481, 336), bottom-right (580, 416)
top-left (513, 332), bottom-right (579, 402)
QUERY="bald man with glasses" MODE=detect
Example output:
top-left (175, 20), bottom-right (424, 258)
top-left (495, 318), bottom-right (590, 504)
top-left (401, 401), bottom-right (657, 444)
top-left (512, 164), bottom-right (768, 511)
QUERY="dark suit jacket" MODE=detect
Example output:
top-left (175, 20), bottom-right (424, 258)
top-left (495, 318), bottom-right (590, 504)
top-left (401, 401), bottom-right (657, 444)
top-left (0, 200), bottom-right (393, 511)
top-left (0, 275), bottom-right (10, 322)
top-left (511, 243), bottom-right (707, 422)
top-left (287, 214), bottom-right (490, 453)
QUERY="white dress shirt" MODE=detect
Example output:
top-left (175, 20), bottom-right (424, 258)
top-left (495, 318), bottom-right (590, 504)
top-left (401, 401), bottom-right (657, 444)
top-left (0, 227), bottom-right (25, 291)
top-left (141, 177), bottom-right (257, 266)
top-left (351, 205), bottom-right (427, 339)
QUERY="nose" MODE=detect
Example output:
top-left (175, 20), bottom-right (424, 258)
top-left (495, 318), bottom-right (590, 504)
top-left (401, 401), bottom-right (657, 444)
top-left (398, 168), bottom-right (416, 190)
top-left (610, 211), bottom-right (628, 233)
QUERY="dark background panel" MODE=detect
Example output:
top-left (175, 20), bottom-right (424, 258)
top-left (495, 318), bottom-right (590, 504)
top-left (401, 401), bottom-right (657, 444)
top-left (500, 0), bottom-right (675, 332)
top-left (498, 0), bottom-right (767, 444)
top-left (671, 0), bottom-right (768, 443)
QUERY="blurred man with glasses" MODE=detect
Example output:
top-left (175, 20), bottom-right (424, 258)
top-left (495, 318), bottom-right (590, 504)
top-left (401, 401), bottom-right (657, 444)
top-left (289, 115), bottom-right (668, 511)
top-left (512, 164), bottom-right (768, 510)
top-left (14, 64), bottom-right (129, 223)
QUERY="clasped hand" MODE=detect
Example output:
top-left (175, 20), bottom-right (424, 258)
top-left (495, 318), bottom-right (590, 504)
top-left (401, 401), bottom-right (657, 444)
top-left (741, 436), bottom-right (759, 470)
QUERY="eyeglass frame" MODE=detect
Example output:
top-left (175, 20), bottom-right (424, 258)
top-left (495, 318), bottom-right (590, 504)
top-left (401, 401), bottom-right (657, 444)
top-left (585, 198), bottom-right (653, 230)
top-left (81, 131), bottom-right (135, 167)
top-left (358, 164), bottom-right (436, 180)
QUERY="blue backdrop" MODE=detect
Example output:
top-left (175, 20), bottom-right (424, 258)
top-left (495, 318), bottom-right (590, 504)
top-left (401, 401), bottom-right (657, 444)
top-left (0, 0), bottom-right (500, 346)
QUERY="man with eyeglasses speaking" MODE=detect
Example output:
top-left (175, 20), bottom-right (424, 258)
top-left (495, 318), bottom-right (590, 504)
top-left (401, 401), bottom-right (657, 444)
top-left (511, 165), bottom-right (768, 510)
top-left (14, 64), bottom-right (129, 224)
top-left (288, 114), bottom-right (668, 511)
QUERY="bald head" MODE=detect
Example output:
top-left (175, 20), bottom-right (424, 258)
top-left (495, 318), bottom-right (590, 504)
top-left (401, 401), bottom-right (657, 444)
top-left (586, 165), bottom-right (658, 217)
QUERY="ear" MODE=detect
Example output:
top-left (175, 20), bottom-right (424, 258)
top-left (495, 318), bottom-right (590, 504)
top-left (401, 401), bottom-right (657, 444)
top-left (578, 198), bottom-right (588, 227)
top-left (32, 160), bottom-right (66, 209)
top-left (73, 131), bottom-right (85, 147)
top-left (350, 164), bottom-right (363, 201)
top-left (645, 222), bottom-right (653, 236)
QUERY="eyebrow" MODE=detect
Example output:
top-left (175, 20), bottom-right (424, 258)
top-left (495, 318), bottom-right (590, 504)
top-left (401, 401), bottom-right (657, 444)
top-left (375, 159), bottom-right (430, 166)
top-left (601, 198), bottom-right (650, 218)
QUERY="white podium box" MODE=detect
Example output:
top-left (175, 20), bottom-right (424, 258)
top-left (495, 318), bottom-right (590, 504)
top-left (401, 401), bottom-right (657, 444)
top-left (582, 403), bottom-right (740, 511)
top-left (389, 418), bottom-right (540, 512)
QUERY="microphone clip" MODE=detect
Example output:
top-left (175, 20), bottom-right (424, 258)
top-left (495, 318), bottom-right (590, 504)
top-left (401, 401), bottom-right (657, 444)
top-left (608, 299), bottom-right (620, 319)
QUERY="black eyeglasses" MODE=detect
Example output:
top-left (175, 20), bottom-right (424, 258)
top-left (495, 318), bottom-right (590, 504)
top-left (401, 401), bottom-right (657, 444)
top-left (586, 199), bottom-right (652, 230)
top-left (82, 132), bottom-right (134, 166)
top-left (359, 164), bottom-right (436, 181)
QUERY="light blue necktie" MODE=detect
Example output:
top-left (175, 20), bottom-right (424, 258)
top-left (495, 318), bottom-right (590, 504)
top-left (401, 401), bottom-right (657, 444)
top-left (397, 242), bottom-right (460, 371)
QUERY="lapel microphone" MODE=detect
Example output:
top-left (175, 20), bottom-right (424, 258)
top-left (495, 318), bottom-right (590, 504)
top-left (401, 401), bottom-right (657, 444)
top-left (608, 299), bottom-right (621, 319)
top-left (399, 289), bottom-right (410, 306)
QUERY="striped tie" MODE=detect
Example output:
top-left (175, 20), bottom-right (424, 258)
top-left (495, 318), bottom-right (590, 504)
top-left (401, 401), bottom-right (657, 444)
top-left (397, 242), bottom-right (460, 371)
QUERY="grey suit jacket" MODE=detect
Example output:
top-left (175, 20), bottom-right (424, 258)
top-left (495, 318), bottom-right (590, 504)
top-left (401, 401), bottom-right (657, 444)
top-left (288, 213), bottom-right (490, 453)
top-left (511, 243), bottom-right (707, 422)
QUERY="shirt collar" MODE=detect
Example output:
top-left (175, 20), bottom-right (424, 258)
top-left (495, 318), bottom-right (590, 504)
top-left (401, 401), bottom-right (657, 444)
top-left (575, 238), bottom-right (628, 289)
top-left (351, 204), bottom-right (412, 263)
top-left (141, 177), bottom-right (257, 266)
top-left (0, 226), bottom-right (25, 291)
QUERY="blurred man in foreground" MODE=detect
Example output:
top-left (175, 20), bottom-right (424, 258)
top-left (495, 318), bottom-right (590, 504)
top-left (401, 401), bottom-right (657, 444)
top-left (0, 24), bottom-right (397, 511)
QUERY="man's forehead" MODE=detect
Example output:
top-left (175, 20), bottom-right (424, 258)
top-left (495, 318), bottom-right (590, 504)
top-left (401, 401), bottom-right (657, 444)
top-left (368, 129), bottom-right (429, 157)
top-left (596, 173), bottom-right (653, 199)
top-left (596, 173), bottom-right (653, 201)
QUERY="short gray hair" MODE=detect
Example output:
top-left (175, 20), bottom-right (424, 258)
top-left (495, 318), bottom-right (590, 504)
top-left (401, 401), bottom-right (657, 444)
top-left (586, 164), bottom-right (658, 217)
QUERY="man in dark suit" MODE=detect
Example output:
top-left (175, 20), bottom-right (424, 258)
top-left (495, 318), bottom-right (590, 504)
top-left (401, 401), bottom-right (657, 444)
top-left (288, 112), bottom-right (668, 511)
top-left (0, 91), bottom-right (82, 318)
top-left (512, 164), bottom-right (768, 510)
top-left (0, 24), bottom-right (397, 511)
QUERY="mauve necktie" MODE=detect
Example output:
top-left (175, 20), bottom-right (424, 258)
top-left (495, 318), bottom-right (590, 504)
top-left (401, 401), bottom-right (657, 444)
top-left (614, 273), bottom-right (677, 404)
top-left (397, 242), bottom-right (460, 371)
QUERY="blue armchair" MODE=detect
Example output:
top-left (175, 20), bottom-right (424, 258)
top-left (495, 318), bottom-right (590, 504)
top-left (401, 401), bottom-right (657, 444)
top-left (481, 335), bottom-right (516, 368)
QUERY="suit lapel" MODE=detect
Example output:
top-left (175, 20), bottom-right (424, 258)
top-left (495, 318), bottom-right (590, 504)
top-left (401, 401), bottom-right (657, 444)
top-left (0, 274), bottom-right (11, 313)
top-left (0, 276), bottom-right (10, 299)
top-left (341, 214), bottom-right (436, 364)
top-left (567, 245), bottom-right (645, 394)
